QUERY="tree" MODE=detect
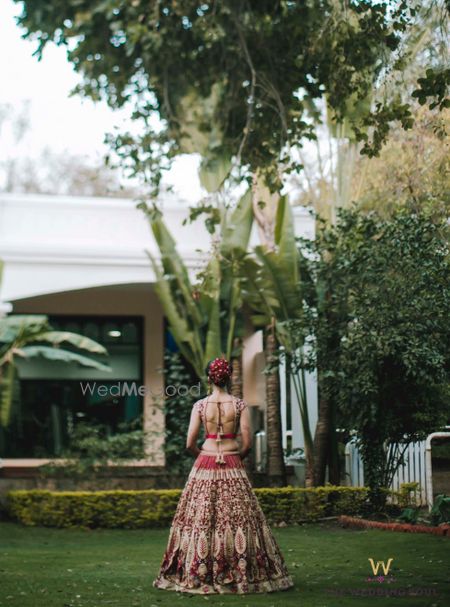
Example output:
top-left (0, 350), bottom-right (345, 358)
top-left (352, 105), bottom-right (450, 215)
top-left (287, 1), bottom-right (450, 484)
top-left (15, 1), bottom-right (448, 196)
top-left (290, 0), bottom-right (449, 221)
top-left (299, 206), bottom-right (450, 507)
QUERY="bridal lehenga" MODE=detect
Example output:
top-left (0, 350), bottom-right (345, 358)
top-left (153, 397), bottom-right (294, 594)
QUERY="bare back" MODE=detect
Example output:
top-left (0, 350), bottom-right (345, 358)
top-left (196, 395), bottom-right (246, 453)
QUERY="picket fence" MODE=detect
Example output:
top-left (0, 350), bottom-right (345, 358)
top-left (345, 438), bottom-right (429, 506)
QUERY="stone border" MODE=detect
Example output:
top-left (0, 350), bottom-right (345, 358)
top-left (339, 515), bottom-right (450, 537)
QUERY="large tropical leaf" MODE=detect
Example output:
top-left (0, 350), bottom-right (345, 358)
top-left (220, 189), bottom-right (253, 255)
top-left (274, 195), bottom-right (299, 287)
top-left (224, 278), bottom-right (241, 359)
top-left (176, 83), bottom-right (225, 158)
top-left (150, 216), bottom-right (204, 328)
top-left (147, 251), bottom-right (204, 379)
top-left (251, 171), bottom-right (280, 248)
top-left (199, 155), bottom-right (232, 193)
top-left (240, 256), bottom-right (278, 327)
top-left (27, 331), bottom-right (108, 355)
top-left (244, 196), bottom-right (303, 323)
top-left (254, 246), bottom-right (302, 320)
top-left (326, 90), bottom-right (372, 142)
top-left (0, 313), bottom-right (112, 427)
top-left (0, 315), bottom-right (49, 343)
top-left (14, 345), bottom-right (112, 372)
top-left (203, 256), bottom-right (222, 363)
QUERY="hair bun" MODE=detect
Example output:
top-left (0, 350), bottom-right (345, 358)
top-left (208, 357), bottom-right (233, 384)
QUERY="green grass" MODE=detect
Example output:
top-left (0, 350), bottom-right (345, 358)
top-left (0, 521), bottom-right (448, 607)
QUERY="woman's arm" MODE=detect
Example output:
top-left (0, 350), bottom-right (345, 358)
top-left (186, 402), bottom-right (202, 457)
top-left (238, 403), bottom-right (252, 460)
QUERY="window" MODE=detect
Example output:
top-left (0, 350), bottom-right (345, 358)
top-left (0, 315), bottom-right (143, 458)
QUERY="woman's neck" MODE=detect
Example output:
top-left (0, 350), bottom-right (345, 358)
top-left (210, 386), bottom-right (228, 399)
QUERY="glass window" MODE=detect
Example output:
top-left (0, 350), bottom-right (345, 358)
top-left (0, 314), bottom-right (144, 458)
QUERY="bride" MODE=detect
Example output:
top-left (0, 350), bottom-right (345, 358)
top-left (153, 356), bottom-right (294, 594)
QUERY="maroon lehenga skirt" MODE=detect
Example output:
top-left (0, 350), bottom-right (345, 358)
top-left (153, 451), bottom-right (294, 594)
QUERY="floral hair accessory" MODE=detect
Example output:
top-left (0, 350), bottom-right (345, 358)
top-left (208, 357), bottom-right (232, 384)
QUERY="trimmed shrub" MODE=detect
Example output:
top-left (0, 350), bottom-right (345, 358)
top-left (7, 485), bottom-right (370, 528)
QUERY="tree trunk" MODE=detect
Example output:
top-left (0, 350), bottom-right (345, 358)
top-left (313, 390), bottom-right (340, 485)
top-left (312, 390), bottom-right (330, 486)
top-left (327, 398), bottom-right (341, 484)
top-left (264, 324), bottom-right (287, 487)
top-left (230, 337), bottom-right (243, 399)
top-left (361, 434), bottom-right (388, 512)
top-left (313, 284), bottom-right (340, 486)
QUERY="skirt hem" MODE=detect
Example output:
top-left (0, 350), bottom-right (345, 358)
top-left (153, 574), bottom-right (294, 594)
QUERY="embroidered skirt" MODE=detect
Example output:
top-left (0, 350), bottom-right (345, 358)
top-left (152, 451), bottom-right (294, 594)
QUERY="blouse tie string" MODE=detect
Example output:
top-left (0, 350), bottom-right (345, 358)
top-left (215, 401), bottom-right (226, 465)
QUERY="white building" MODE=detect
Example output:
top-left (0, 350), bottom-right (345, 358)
top-left (0, 192), bottom-right (317, 470)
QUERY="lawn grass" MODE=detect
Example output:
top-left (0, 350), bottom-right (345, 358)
top-left (0, 521), bottom-right (448, 607)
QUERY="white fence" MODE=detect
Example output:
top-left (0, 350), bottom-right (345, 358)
top-left (345, 438), bottom-right (428, 506)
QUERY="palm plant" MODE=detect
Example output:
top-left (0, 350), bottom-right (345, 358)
top-left (243, 197), bottom-right (315, 487)
top-left (0, 314), bottom-right (110, 428)
top-left (141, 188), bottom-right (253, 389)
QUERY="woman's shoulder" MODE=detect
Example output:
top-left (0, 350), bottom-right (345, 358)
top-left (193, 397), bottom-right (208, 416)
top-left (233, 396), bottom-right (247, 413)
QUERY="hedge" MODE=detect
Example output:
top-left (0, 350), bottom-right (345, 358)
top-left (6, 486), bottom-right (371, 529)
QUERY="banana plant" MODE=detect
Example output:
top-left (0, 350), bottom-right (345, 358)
top-left (242, 196), bottom-right (315, 486)
top-left (143, 187), bottom-right (253, 387)
top-left (0, 314), bottom-right (111, 428)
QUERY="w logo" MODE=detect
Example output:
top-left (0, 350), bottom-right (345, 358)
top-left (368, 558), bottom-right (394, 576)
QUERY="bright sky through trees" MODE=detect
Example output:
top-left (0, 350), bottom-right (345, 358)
top-left (0, 0), bottom-right (202, 201)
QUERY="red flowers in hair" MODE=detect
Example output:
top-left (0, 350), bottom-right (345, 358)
top-left (208, 357), bottom-right (232, 384)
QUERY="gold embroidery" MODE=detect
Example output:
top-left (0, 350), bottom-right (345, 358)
top-left (197, 530), bottom-right (209, 559)
top-left (213, 529), bottom-right (221, 557)
top-left (224, 524), bottom-right (234, 560)
top-left (180, 530), bottom-right (190, 554)
top-left (185, 530), bottom-right (196, 572)
top-left (235, 526), bottom-right (246, 555)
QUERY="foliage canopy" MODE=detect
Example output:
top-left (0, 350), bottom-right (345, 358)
top-left (15, 0), bottom-right (449, 191)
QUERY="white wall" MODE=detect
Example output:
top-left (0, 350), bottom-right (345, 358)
top-left (0, 192), bottom-right (210, 301)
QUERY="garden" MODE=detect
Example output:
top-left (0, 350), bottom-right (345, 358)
top-left (1, 520), bottom-right (449, 607)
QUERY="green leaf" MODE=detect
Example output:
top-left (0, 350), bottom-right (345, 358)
top-left (0, 362), bottom-right (16, 427)
top-left (149, 216), bottom-right (204, 328)
top-left (14, 345), bottom-right (112, 372)
top-left (204, 257), bottom-right (222, 363)
top-left (28, 331), bottom-right (108, 355)
top-left (275, 196), bottom-right (299, 287)
top-left (221, 188), bottom-right (253, 254)
top-left (0, 315), bottom-right (49, 343)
